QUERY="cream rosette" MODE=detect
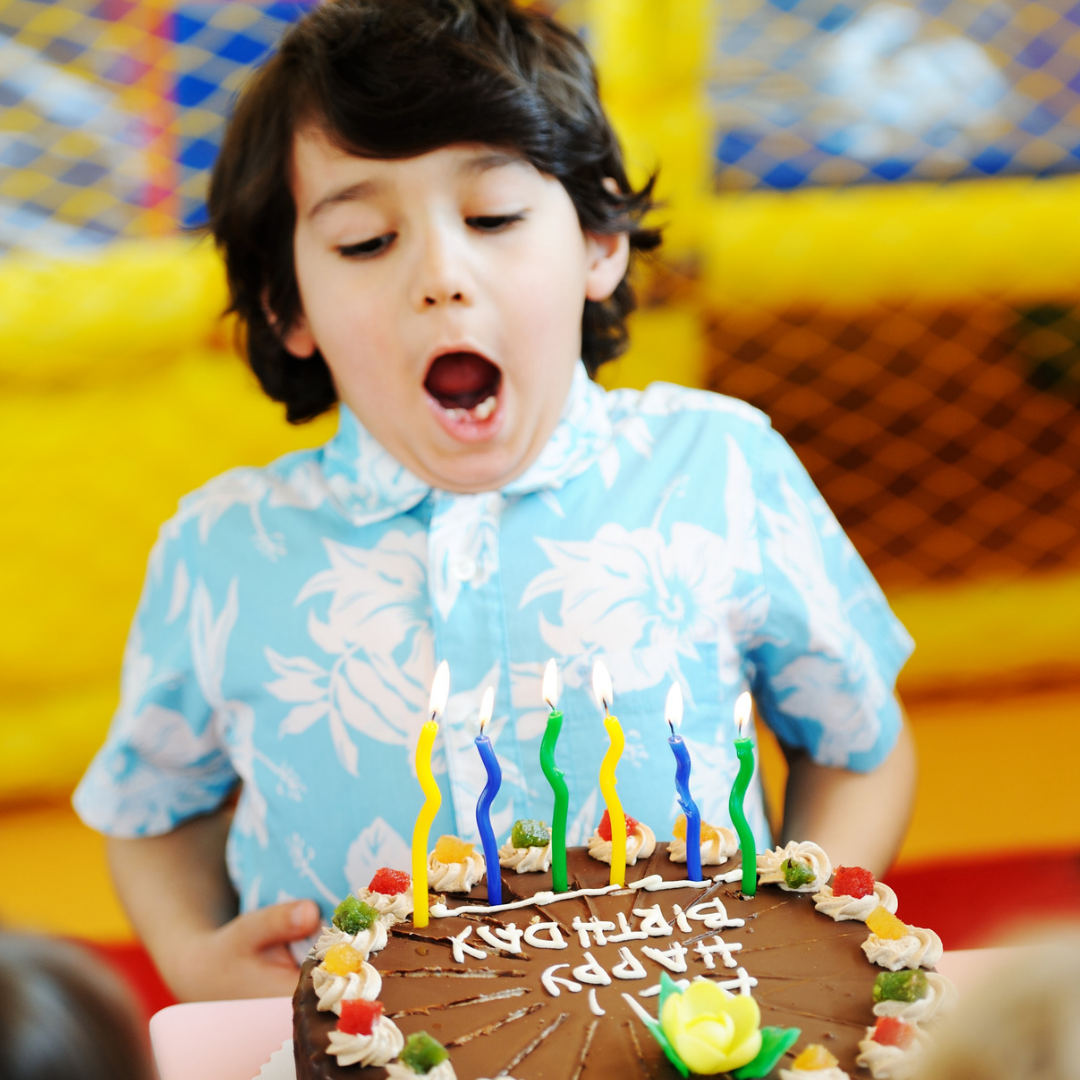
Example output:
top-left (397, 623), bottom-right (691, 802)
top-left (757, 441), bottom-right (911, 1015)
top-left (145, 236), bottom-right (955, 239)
top-left (327, 1015), bottom-right (405, 1068)
top-left (856, 1026), bottom-right (929, 1079)
top-left (667, 824), bottom-right (738, 866)
top-left (427, 850), bottom-right (486, 893)
top-left (873, 972), bottom-right (957, 1023)
top-left (862, 926), bottom-right (944, 971)
top-left (587, 821), bottom-right (656, 866)
top-left (498, 840), bottom-right (552, 873)
top-left (313, 920), bottom-right (389, 961)
top-left (757, 840), bottom-right (832, 892)
top-left (312, 961), bottom-right (382, 1014)
top-left (354, 885), bottom-right (413, 924)
top-left (779, 1068), bottom-right (850, 1080)
top-left (813, 882), bottom-right (898, 922)
top-left (385, 1061), bottom-right (458, 1080)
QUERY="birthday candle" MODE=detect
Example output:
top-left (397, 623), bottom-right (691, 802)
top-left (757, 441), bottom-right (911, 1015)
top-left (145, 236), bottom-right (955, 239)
top-left (412, 660), bottom-right (449, 928)
top-left (473, 686), bottom-right (502, 907)
top-left (729, 690), bottom-right (757, 898)
top-left (665, 683), bottom-right (702, 883)
top-left (592, 660), bottom-right (626, 887)
top-left (539, 659), bottom-right (569, 892)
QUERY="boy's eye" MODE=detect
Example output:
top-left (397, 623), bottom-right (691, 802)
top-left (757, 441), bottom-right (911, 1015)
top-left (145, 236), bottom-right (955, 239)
top-left (467, 213), bottom-right (525, 232)
top-left (337, 233), bottom-right (394, 258)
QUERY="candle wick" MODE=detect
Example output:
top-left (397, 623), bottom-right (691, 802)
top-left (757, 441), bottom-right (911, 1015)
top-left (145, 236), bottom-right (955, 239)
top-left (667, 719), bottom-right (675, 736)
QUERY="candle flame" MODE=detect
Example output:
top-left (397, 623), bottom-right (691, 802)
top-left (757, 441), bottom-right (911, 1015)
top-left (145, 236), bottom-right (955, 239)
top-left (734, 690), bottom-right (753, 735)
top-left (542, 658), bottom-right (560, 711)
top-left (478, 685), bottom-right (495, 732)
top-left (591, 660), bottom-right (613, 715)
top-left (429, 660), bottom-right (450, 720)
top-left (665, 682), bottom-right (684, 731)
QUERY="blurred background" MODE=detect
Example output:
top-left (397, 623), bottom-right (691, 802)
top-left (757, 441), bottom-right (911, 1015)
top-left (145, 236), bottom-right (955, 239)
top-left (1, 0), bottom-right (1078, 1018)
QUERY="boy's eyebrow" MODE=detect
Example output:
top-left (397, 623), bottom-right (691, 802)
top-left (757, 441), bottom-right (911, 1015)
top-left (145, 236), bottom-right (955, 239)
top-left (461, 149), bottom-right (526, 174)
top-left (307, 178), bottom-right (382, 220)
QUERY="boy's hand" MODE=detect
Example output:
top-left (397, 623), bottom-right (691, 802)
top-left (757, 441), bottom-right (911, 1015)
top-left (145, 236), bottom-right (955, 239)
top-left (166, 899), bottom-right (322, 1001)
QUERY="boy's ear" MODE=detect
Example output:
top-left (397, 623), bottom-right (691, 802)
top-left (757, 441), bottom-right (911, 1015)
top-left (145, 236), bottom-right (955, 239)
top-left (584, 228), bottom-right (630, 303)
top-left (262, 290), bottom-right (317, 358)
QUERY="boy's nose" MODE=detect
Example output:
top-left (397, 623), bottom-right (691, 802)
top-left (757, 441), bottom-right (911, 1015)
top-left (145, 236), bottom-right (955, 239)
top-left (424, 291), bottom-right (464, 306)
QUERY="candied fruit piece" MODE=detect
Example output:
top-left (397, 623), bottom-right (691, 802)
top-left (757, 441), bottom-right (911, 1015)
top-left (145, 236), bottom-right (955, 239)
top-left (510, 818), bottom-right (551, 848)
top-left (368, 867), bottom-right (410, 896)
top-left (782, 856), bottom-right (816, 889)
top-left (433, 835), bottom-right (475, 864)
top-left (791, 1045), bottom-right (840, 1071)
top-left (871, 1016), bottom-right (915, 1049)
top-left (399, 1031), bottom-right (450, 1074)
top-left (673, 814), bottom-right (719, 843)
top-left (833, 865), bottom-right (876, 899)
top-left (866, 905), bottom-right (908, 941)
top-left (338, 998), bottom-right (383, 1037)
top-left (333, 895), bottom-right (378, 935)
top-left (597, 808), bottom-right (639, 842)
top-left (323, 942), bottom-right (365, 977)
top-left (873, 969), bottom-right (929, 1004)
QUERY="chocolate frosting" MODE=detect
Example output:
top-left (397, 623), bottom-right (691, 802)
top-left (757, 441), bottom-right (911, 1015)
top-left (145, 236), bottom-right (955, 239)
top-left (294, 845), bottom-right (885, 1079)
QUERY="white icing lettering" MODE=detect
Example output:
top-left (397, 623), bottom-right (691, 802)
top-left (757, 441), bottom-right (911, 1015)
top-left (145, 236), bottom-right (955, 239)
top-left (450, 926), bottom-right (487, 963)
top-left (642, 940), bottom-right (689, 974)
top-left (695, 937), bottom-right (742, 970)
top-left (633, 905), bottom-right (675, 937)
top-left (572, 916), bottom-right (616, 948)
top-left (541, 963), bottom-right (582, 997)
top-left (476, 923), bottom-right (524, 954)
top-left (640, 978), bottom-right (689, 998)
top-left (588, 987), bottom-right (606, 1017)
top-left (573, 952), bottom-right (612, 986)
top-left (522, 921), bottom-right (567, 950)
top-left (715, 967), bottom-right (757, 996)
top-left (685, 898), bottom-right (744, 930)
top-left (607, 911), bottom-right (648, 943)
top-left (671, 904), bottom-right (693, 934)
top-left (612, 947), bottom-right (648, 981)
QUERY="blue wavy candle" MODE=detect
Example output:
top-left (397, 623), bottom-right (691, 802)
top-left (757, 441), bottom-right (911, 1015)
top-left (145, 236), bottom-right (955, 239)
top-left (474, 687), bottom-right (502, 906)
top-left (665, 683), bottom-right (702, 882)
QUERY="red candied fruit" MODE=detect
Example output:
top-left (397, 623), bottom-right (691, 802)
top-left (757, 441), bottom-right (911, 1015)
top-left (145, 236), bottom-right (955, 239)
top-left (597, 808), bottom-right (639, 842)
top-left (871, 1016), bottom-right (915, 1049)
top-left (833, 865), bottom-right (876, 900)
top-left (368, 867), bottom-right (410, 896)
top-left (338, 999), bottom-right (384, 1037)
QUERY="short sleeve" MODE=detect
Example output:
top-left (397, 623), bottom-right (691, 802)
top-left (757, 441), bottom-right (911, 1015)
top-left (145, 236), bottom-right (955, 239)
top-left (746, 424), bottom-right (914, 771)
top-left (73, 516), bottom-right (238, 837)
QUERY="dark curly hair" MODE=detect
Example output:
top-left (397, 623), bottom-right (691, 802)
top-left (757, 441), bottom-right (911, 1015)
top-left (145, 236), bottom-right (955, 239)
top-left (207, 0), bottom-right (661, 423)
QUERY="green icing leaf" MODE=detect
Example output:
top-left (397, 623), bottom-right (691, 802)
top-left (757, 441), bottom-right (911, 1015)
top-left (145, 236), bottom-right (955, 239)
top-left (731, 1026), bottom-right (801, 1079)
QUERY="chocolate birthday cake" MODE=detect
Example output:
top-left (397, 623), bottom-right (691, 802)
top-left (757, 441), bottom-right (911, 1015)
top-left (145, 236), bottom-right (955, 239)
top-left (292, 839), bottom-right (949, 1080)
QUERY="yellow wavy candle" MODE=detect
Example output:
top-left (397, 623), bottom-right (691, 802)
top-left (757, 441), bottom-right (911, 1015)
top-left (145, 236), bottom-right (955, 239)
top-left (600, 714), bottom-right (626, 886)
top-left (411, 720), bottom-right (441, 928)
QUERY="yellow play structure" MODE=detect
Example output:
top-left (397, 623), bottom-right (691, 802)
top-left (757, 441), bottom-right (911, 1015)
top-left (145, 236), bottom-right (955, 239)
top-left (2, 0), bottom-right (1079, 942)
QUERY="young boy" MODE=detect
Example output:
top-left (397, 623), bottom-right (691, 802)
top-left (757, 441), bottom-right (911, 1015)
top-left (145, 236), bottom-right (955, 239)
top-left (75, 0), bottom-right (916, 1002)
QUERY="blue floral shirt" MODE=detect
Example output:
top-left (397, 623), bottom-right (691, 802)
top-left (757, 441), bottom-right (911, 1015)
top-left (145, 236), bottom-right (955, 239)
top-left (74, 365), bottom-right (912, 921)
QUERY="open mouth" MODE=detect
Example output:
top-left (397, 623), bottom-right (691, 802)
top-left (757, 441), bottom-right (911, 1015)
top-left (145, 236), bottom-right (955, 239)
top-left (423, 351), bottom-right (502, 423)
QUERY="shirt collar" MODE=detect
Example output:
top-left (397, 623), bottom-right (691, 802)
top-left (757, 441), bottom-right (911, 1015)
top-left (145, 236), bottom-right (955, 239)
top-left (322, 362), bottom-right (612, 525)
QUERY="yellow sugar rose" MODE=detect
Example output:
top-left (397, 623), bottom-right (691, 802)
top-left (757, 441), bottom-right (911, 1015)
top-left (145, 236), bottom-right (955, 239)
top-left (660, 981), bottom-right (763, 1075)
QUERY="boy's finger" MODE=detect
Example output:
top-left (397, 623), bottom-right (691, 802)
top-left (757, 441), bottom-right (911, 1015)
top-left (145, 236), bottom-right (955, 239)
top-left (236, 899), bottom-right (321, 950)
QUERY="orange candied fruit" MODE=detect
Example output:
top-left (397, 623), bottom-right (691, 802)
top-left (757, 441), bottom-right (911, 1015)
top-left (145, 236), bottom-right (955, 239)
top-left (433, 834), bottom-right (476, 864)
top-left (791, 1045), bottom-right (840, 1071)
top-left (866, 906), bottom-right (909, 941)
top-left (323, 942), bottom-right (365, 977)
top-left (673, 814), bottom-right (720, 843)
top-left (871, 1016), bottom-right (915, 1049)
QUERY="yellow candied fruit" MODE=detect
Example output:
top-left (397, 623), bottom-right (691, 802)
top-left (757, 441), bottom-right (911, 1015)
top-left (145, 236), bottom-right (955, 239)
top-left (673, 814), bottom-right (720, 843)
top-left (433, 834), bottom-right (476, 864)
top-left (791, 1045), bottom-right (840, 1071)
top-left (866, 906), bottom-right (909, 941)
top-left (322, 942), bottom-right (365, 977)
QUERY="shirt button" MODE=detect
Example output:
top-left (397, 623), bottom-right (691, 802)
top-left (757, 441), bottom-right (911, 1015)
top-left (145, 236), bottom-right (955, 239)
top-left (452, 557), bottom-right (478, 582)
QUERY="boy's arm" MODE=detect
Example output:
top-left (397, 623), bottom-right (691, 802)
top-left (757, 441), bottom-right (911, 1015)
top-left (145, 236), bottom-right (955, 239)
top-left (778, 704), bottom-right (917, 878)
top-left (106, 807), bottom-right (321, 1002)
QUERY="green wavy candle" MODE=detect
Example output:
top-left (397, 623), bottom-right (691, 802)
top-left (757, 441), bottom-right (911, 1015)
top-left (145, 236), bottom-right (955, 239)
top-left (539, 708), bottom-right (569, 892)
top-left (729, 735), bottom-right (757, 897)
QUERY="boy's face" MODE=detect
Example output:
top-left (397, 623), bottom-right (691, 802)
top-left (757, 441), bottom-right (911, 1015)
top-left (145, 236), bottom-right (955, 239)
top-left (285, 130), bottom-right (630, 493)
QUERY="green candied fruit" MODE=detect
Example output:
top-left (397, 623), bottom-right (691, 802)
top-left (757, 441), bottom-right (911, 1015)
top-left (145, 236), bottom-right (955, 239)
top-left (399, 1031), bottom-right (450, 1074)
top-left (781, 856), bottom-right (816, 889)
top-left (332, 896), bottom-right (377, 935)
top-left (873, 969), bottom-right (930, 1004)
top-left (511, 818), bottom-right (552, 849)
